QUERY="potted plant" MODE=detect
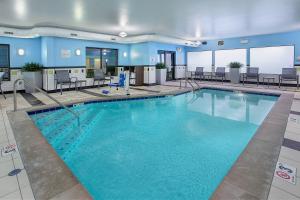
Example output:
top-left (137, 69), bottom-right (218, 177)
top-left (228, 62), bottom-right (243, 84)
top-left (156, 63), bottom-right (167, 85)
top-left (22, 62), bottom-right (43, 93)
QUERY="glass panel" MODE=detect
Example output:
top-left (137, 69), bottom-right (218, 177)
top-left (0, 45), bottom-right (9, 67)
top-left (102, 49), bottom-right (117, 66)
top-left (0, 45), bottom-right (10, 81)
top-left (86, 48), bottom-right (101, 70)
top-left (86, 47), bottom-right (118, 77)
top-left (157, 52), bottom-right (165, 64)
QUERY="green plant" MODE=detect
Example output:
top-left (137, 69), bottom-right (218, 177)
top-left (22, 62), bottom-right (43, 72)
top-left (228, 62), bottom-right (243, 69)
top-left (156, 63), bottom-right (166, 69)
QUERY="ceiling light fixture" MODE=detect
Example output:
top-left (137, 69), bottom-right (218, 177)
top-left (119, 32), bottom-right (128, 38)
top-left (15, 0), bottom-right (26, 18)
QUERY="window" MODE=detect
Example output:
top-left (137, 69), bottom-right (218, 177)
top-left (86, 47), bottom-right (118, 77)
top-left (0, 44), bottom-right (10, 81)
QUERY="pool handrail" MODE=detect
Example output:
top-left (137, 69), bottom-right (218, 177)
top-left (13, 79), bottom-right (80, 128)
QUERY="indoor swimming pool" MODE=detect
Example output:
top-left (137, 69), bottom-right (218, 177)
top-left (29, 89), bottom-right (278, 199)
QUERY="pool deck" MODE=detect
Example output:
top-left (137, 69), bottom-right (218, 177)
top-left (1, 81), bottom-right (300, 199)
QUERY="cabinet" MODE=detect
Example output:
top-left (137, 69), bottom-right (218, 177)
top-left (144, 67), bottom-right (156, 85)
top-left (175, 66), bottom-right (186, 79)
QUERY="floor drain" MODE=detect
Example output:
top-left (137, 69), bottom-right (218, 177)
top-left (8, 169), bottom-right (22, 176)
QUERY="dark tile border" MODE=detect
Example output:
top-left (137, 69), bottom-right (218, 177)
top-left (290, 110), bottom-right (300, 116)
top-left (282, 138), bottom-right (300, 151)
top-left (20, 93), bottom-right (45, 106)
top-left (211, 92), bottom-right (294, 200)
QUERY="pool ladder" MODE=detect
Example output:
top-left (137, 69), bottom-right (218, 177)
top-left (13, 79), bottom-right (81, 128)
top-left (180, 71), bottom-right (200, 91)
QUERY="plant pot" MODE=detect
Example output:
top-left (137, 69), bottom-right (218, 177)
top-left (229, 68), bottom-right (240, 84)
top-left (156, 69), bottom-right (167, 85)
top-left (22, 71), bottom-right (42, 93)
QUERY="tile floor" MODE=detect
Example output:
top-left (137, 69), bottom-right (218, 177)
top-left (267, 96), bottom-right (300, 200)
top-left (0, 81), bottom-right (299, 199)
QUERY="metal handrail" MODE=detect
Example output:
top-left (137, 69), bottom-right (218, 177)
top-left (191, 76), bottom-right (200, 88)
top-left (180, 71), bottom-right (196, 91)
top-left (13, 79), bottom-right (80, 127)
top-left (186, 79), bottom-right (195, 91)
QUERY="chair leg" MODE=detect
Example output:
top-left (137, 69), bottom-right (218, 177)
top-left (279, 79), bottom-right (281, 88)
top-left (60, 84), bottom-right (62, 95)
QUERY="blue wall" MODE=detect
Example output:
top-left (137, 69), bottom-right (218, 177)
top-left (2, 29), bottom-right (300, 68)
top-left (186, 30), bottom-right (300, 66)
top-left (41, 37), bottom-right (130, 67)
top-left (129, 42), bottom-right (150, 65)
top-left (0, 36), bottom-right (41, 67)
top-left (129, 42), bottom-right (186, 66)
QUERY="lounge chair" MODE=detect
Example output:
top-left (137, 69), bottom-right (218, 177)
top-left (242, 67), bottom-right (259, 86)
top-left (0, 72), bottom-right (6, 99)
top-left (212, 67), bottom-right (226, 83)
top-left (93, 69), bottom-right (106, 87)
top-left (55, 70), bottom-right (77, 95)
top-left (194, 67), bottom-right (204, 80)
top-left (279, 68), bottom-right (299, 89)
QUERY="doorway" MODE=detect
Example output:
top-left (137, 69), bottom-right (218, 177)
top-left (157, 50), bottom-right (176, 80)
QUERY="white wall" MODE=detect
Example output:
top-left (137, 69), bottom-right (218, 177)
top-left (250, 46), bottom-right (294, 74)
top-left (187, 51), bottom-right (213, 72)
top-left (215, 49), bottom-right (247, 72)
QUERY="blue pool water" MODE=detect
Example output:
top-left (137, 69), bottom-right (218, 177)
top-left (30, 89), bottom-right (278, 200)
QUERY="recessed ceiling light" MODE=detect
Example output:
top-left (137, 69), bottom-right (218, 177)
top-left (119, 32), bottom-right (128, 38)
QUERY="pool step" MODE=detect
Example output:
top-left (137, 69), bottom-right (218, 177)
top-left (57, 110), bottom-right (104, 160)
top-left (45, 107), bottom-right (95, 144)
top-left (37, 107), bottom-right (90, 138)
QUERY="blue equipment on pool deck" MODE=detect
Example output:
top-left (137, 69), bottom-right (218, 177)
top-left (108, 73), bottom-right (126, 90)
top-left (102, 90), bottom-right (110, 94)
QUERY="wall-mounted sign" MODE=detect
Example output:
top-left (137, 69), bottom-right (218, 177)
top-left (218, 40), bottom-right (224, 46)
top-left (176, 47), bottom-right (182, 52)
top-left (61, 49), bottom-right (71, 58)
top-left (48, 69), bottom-right (54, 75)
top-left (240, 39), bottom-right (249, 44)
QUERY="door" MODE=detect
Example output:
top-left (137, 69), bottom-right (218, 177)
top-left (157, 51), bottom-right (176, 80)
top-left (165, 52), bottom-right (176, 80)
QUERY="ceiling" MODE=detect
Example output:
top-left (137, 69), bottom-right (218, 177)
top-left (1, 0), bottom-right (300, 41)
